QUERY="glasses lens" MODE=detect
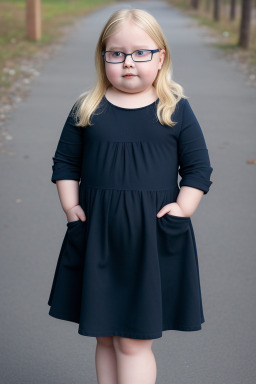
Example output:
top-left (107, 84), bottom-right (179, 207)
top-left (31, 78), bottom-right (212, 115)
top-left (132, 50), bottom-right (152, 61)
top-left (105, 51), bottom-right (125, 63)
top-left (104, 50), bottom-right (153, 63)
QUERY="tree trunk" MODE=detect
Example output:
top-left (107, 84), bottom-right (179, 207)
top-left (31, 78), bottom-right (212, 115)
top-left (191, 0), bottom-right (200, 9)
top-left (230, 0), bottom-right (236, 20)
top-left (213, 0), bottom-right (220, 21)
top-left (239, 0), bottom-right (253, 48)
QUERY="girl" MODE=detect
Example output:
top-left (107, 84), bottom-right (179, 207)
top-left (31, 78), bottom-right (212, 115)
top-left (48, 8), bottom-right (213, 384)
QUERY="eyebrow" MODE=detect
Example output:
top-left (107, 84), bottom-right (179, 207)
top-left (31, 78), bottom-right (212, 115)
top-left (107, 46), bottom-right (151, 50)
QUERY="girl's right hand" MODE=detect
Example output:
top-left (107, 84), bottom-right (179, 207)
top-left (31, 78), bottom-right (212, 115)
top-left (66, 205), bottom-right (86, 223)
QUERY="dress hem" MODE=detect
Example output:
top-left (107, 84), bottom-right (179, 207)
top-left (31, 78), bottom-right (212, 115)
top-left (78, 327), bottom-right (163, 339)
top-left (48, 307), bottom-right (204, 338)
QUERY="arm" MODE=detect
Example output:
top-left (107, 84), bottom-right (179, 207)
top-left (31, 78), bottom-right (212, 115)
top-left (157, 186), bottom-right (204, 218)
top-left (157, 98), bottom-right (213, 218)
top-left (56, 180), bottom-right (86, 221)
top-left (176, 186), bottom-right (204, 216)
top-left (51, 104), bottom-right (86, 221)
top-left (56, 179), bottom-right (79, 213)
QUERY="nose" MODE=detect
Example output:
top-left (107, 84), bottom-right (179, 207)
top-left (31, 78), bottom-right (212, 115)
top-left (124, 54), bottom-right (134, 67)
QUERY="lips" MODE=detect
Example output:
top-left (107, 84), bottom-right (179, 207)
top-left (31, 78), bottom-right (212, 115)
top-left (123, 74), bottom-right (137, 77)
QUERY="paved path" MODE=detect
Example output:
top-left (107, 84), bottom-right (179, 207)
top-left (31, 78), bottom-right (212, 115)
top-left (1, 1), bottom-right (256, 383)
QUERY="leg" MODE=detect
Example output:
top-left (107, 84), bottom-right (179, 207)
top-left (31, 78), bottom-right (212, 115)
top-left (95, 336), bottom-right (118, 384)
top-left (113, 336), bottom-right (157, 384)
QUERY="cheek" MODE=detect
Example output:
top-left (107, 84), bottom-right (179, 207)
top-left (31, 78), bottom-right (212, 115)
top-left (140, 64), bottom-right (158, 79)
top-left (105, 65), bottom-right (121, 81)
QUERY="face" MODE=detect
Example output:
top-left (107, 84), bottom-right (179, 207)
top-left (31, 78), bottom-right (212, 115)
top-left (104, 20), bottom-right (165, 94)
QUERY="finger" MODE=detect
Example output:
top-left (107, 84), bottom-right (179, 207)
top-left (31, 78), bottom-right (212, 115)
top-left (80, 214), bottom-right (87, 222)
top-left (156, 209), bottom-right (168, 218)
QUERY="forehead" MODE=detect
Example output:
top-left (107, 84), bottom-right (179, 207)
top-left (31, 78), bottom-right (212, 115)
top-left (106, 44), bottom-right (152, 50)
top-left (105, 20), bottom-right (156, 49)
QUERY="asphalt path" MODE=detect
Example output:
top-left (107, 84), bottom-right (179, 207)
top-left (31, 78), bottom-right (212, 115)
top-left (1, 1), bottom-right (256, 383)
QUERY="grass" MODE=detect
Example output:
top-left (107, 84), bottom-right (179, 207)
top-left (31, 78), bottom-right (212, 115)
top-left (0, 0), bottom-right (115, 98)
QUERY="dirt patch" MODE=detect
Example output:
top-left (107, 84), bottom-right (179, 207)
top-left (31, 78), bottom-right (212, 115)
top-left (0, 21), bottom-right (80, 154)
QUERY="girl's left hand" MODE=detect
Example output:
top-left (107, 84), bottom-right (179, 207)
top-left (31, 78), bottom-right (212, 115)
top-left (156, 202), bottom-right (187, 218)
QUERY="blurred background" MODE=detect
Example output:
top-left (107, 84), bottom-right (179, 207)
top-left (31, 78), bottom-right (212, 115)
top-left (0, 1), bottom-right (255, 384)
top-left (0, 0), bottom-right (255, 118)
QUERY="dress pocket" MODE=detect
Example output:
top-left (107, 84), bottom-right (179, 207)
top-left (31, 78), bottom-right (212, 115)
top-left (157, 213), bottom-right (191, 257)
top-left (67, 219), bottom-right (84, 228)
top-left (63, 219), bottom-right (87, 269)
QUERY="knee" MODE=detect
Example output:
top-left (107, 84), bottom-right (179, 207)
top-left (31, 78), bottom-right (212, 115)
top-left (113, 336), bottom-right (153, 355)
top-left (96, 336), bottom-right (114, 348)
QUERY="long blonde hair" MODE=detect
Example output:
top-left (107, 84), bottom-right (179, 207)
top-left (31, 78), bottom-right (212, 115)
top-left (73, 8), bottom-right (188, 128)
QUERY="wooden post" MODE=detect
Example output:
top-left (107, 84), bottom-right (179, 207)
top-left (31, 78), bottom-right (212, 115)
top-left (26, 0), bottom-right (42, 41)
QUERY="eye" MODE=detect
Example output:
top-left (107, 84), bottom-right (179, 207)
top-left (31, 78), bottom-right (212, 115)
top-left (135, 50), bottom-right (147, 56)
top-left (112, 51), bottom-right (122, 57)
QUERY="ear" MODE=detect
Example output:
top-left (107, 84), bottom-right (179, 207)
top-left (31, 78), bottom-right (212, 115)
top-left (158, 49), bottom-right (166, 70)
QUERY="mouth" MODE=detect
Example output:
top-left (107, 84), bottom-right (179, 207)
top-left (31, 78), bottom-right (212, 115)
top-left (123, 74), bottom-right (137, 77)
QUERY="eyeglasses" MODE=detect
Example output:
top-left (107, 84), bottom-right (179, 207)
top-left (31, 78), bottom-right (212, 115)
top-left (102, 49), bottom-right (160, 63)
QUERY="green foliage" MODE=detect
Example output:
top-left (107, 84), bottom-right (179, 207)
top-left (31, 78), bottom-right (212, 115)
top-left (0, 0), bottom-right (114, 90)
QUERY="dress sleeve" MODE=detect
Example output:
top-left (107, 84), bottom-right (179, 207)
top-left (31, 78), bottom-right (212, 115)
top-left (51, 104), bottom-right (83, 184)
top-left (178, 98), bottom-right (213, 195)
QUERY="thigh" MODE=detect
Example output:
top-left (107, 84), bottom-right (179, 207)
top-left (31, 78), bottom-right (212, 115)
top-left (96, 336), bottom-right (114, 347)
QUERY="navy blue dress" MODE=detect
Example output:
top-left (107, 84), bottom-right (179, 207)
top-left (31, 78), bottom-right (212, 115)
top-left (48, 95), bottom-right (213, 339)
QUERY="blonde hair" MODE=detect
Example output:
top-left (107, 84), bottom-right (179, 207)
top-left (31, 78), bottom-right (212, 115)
top-left (73, 8), bottom-right (188, 128)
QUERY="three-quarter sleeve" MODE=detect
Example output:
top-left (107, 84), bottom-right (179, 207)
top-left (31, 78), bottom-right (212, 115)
top-left (51, 104), bottom-right (83, 184)
top-left (178, 98), bottom-right (213, 195)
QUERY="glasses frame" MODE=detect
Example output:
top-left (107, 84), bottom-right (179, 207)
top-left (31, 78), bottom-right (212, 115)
top-left (101, 49), bottom-right (160, 63)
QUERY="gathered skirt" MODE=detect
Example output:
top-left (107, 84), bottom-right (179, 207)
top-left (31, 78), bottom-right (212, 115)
top-left (48, 186), bottom-right (205, 339)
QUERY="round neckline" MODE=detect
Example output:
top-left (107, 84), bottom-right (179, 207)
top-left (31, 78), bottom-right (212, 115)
top-left (103, 94), bottom-right (159, 111)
